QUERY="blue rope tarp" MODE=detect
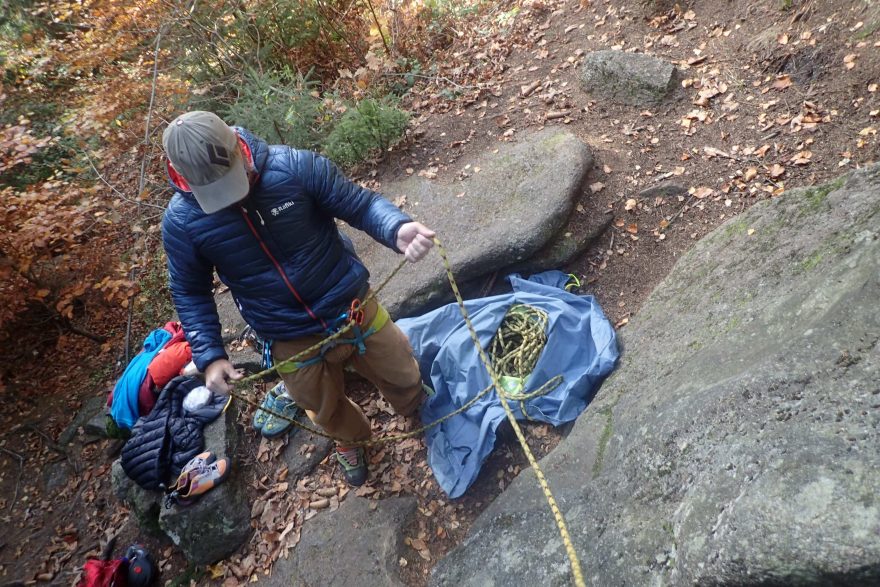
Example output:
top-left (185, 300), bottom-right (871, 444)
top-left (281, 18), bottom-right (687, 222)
top-left (398, 271), bottom-right (620, 498)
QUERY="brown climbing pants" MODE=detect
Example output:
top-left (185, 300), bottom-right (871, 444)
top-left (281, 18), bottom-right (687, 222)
top-left (272, 294), bottom-right (423, 443)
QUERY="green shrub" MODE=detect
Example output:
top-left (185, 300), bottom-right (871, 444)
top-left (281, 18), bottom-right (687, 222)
top-left (167, 0), bottom-right (367, 96)
top-left (323, 98), bottom-right (408, 167)
top-left (221, 69), bottom-right (323, 150)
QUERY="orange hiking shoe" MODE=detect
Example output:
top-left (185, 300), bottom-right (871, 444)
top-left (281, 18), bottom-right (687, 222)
top-left (170, 451), bottom-right (216, 494)
top-left (174, 458), bottom-right (230, 506)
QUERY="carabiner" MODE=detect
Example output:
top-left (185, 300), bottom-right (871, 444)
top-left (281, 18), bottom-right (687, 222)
top-left (349, 298), bottom-right (365, 326)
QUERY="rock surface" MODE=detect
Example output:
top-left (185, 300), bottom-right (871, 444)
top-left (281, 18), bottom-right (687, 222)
top-left (59, 395), bottom-right (107, 445)
top-left (112, 399), bottom-right (251, 563)
top-left (580, 50), bottom-right (676, 105)
top-left (431, 166), bottom-right (880, 586)
top-left (347, 129), bottom-right (594, 318)
top-left (280, 413), bottom-right (334, 481)
top-left (262, 496), bottom-right (417, 587)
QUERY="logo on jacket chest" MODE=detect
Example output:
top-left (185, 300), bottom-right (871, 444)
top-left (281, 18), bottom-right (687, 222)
top-left (271, 201), bottom-right (295, 216)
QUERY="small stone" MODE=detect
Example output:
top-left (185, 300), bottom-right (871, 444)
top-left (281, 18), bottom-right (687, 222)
top-left (580, 50), bottom-right (677, 106)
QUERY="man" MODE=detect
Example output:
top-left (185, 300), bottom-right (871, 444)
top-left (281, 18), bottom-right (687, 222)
top-left (161, 111), bottom-right (434, 486)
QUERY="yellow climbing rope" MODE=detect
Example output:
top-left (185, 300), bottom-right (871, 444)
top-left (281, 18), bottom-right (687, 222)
top-left (226, 238), bottom-right (586, 587)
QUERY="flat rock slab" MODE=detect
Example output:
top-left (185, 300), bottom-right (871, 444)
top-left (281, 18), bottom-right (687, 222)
top-left (347, 129), bottom-right (593, 318)
top-left (263, 496), bottom-right (417, 587)
top-left (280, 413), bottom-right (334, 481)
top-left (432, 166), bottom-right (880, 586)
top-left (580, 50), bottom-right (676, 106)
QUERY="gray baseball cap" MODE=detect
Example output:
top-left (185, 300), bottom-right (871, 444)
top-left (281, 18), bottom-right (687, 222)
top-left (162, 111), bottom-right (249, 214)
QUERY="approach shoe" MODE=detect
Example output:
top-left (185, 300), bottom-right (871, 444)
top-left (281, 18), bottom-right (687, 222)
top-left (170, 451), bottom-right (216, 494)
top-left (261, 392), bottom-right (302, 439)
top-left (253, 382), bottom-right (284, 431)
top-left (176, 457), bottom-right (231, 506)
top-left (336, 445), bottom-right (368, 487)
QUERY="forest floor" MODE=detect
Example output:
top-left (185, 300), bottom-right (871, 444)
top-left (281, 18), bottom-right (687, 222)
top-left (0, 0), bottom-right (877, 585)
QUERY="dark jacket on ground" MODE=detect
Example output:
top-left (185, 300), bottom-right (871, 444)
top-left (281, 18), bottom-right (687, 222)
top-left (121, 376), bottom-right (227, 490)
top-left (161, 127), bottom-right (411, 371)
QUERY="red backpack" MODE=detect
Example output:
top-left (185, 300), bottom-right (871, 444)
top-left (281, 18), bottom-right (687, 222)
top-left (77, 558), bottom-right (126, 587)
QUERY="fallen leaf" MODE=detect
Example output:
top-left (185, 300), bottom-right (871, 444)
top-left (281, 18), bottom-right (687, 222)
top-left (769, 164), bottom-right (786, 178)
top-left (747, 228), bottom-right (756, 236)
top-left (744, 167), bottom-right (758, 181)
top-left (208, 564), bottom-right (226, 580)
top-left (771, 75), bottom-right (792, 91)
top-left (626, 223), bottom-right (638, 234)
top-left (844, 53), bottom-right (857, 69)
top-left (589, 182), bottom-right (605, 193)
top-left (690, 186), bottom-right (714, 199)
top-left (624, 198), bottom-right (637, 211)
top-left (790, 150), bottom-right (812, 165)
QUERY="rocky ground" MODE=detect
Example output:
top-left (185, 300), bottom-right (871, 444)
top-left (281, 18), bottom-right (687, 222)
top-left (0, 0), bottom-right (877, 585)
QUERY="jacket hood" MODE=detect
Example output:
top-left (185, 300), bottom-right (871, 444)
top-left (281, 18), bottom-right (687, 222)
top-left (166, 126), bottom-right (270, 195)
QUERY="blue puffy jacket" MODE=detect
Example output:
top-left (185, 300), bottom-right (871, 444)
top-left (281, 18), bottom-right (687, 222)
top-left (162, 128), bottom-right (411, 371)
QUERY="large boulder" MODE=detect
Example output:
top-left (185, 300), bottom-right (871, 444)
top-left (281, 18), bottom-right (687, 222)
top-left (113, 402), bottom-right (251, 564)
top-left (580, 50), bottom-right (676, 105)
top-left (262, 496), bottom-right (417, 586)
top-left (431, 166), bottom-right (880, 586)
top-left (347, 129), bottom-right (594, 318)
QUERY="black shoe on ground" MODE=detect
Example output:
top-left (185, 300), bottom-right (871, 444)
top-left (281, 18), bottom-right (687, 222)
top-left (336, 445), bottom-right (368, 487)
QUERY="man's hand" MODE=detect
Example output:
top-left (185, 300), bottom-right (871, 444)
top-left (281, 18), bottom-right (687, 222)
top-left (396, 222), bottom-right (436, 263)
top-left (204, 359), bottom-right (244, 394)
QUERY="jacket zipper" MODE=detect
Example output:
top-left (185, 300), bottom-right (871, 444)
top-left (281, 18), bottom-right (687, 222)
top-left (239, 205), bottom-right (328, 330)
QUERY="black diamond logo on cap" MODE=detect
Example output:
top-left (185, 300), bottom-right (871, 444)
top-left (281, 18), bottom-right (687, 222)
top-left (206, 144), bottom-right (231, 167)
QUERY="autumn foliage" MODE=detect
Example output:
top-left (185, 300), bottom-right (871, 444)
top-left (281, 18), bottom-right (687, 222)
top-left (0, 0), bottom-right (502, 389)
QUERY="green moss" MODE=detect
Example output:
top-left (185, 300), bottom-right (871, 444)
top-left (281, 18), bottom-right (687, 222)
top-left (799, 250), bottom-right (824, 272)
top-left (854, 20), bottom-right (880, 41)
top-left (734, 292), bottom-right (754, 307)
top-left (539, 132), bottom-right (568, 150)
top-left (722, 316), bottom-right (741, 334)
top-left (721, 217), bottom-right (749, 239)
top-left (799, 176), bottom-right (846, 216)
top-left (592, 406), bottom-right (614, 477)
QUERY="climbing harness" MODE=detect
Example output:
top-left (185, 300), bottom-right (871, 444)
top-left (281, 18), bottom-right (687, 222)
top-left (227, 238), bottom-right (587, 587)
top-left (272, 299), bottom-right (391, 375)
